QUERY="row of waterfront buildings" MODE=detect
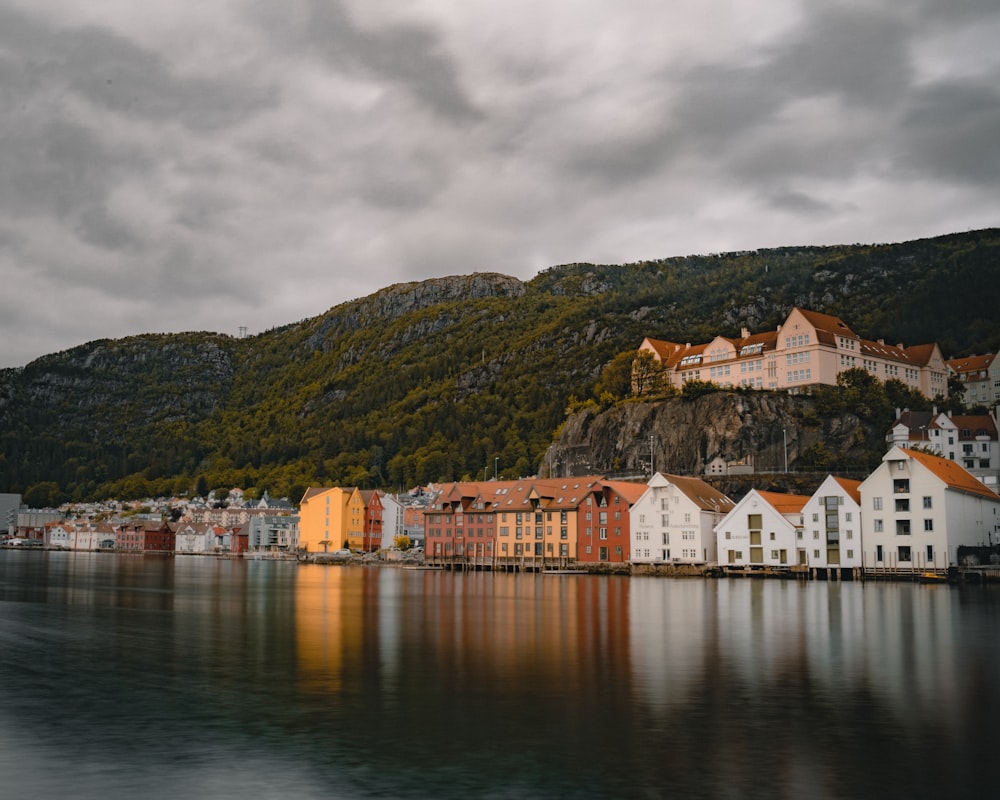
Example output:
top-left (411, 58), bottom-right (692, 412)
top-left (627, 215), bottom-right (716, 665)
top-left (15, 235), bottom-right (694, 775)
top-left (4, 443), bottom-right (998, 575)
top-left (421, 445), bottom-right (999, 575)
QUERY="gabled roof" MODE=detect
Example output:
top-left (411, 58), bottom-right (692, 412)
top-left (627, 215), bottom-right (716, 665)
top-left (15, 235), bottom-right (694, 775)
top-left (950, 415), bottom-right (998, 440)
top-left (903, 343), bottom-right (941, 367)
top-left (829, 477), bottom-right (863, 505)
top-left (898, 448), bottom-right (1000, 501)
top-left (598, 480), bottom-right (649, 505)
top-left (656, 473), bottom-right (735, 511)
top-left (756, 490), bottom-right (811, 514)
top-left (947, 353), bottom-right (995, 376)
top-left (795, 308), bottom-right (858, 343)
top-left (641, 337), bottom-right (680, 360)
top-left (431, 477), bottom-right (611, 513)
top-left (300, 487), bottom-right (329, 504)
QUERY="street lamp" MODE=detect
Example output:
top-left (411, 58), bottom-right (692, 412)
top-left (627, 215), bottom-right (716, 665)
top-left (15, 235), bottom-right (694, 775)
top-left (782, 428), bottom-right (788, 473)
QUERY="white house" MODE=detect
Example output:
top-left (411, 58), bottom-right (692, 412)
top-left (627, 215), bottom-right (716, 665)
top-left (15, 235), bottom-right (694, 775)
top-left (859, 446), bottom-right (1000, 570)
top-left (174, 522), bottom-right (214, 554)
top-left (380, 492), bottom-right (404, 547)
top-left (801, 476), bottom-right (863, 571)
top-left (630, 473), bottom-right (735, 564)
top-left (714, 489), bottom-right (811, 568)
top-left (886, 408), bottom-right (999, 489)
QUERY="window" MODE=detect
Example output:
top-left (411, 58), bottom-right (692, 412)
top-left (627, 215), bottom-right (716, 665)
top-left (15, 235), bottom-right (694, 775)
top-left (926, 544), bottom-right (934, 562)
top-left (896, 520), bottom-right (911, 535)
top-left (895, 499), bottom-right (910, 512)
top-left (846, 550), bottom-right (854, 559)
top-left (924, 519), bottom-right (933, 532)
top-left (876, 545), bottom-right (884, 561)
top-left (893, 479), bottom-right (910, 493)
top-left (873, 497), bottom-right (883, 511)
top-left (599, 528), bottom-right (608, 540)
top-left (898, 546), bottom-right (912, 562)
top-left (922, 496), bottom-right (932, 509)
top-left (874, 519), bottom-right (883, 532)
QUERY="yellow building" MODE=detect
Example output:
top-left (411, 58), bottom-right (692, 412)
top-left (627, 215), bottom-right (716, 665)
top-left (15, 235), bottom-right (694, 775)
top-left (298, 486), bottom-right (367, 552)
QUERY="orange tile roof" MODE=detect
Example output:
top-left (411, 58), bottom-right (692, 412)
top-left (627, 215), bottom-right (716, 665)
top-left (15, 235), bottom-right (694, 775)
top-left (947, 353), bottom-right (995, 375)
top-left (899, 448), bottom-right (1000, 501)
top-left (641, 337), bottom-right (680, 360)
top-left (598, 480), bottom-right (649, 505)
top-left (796, 308), bottom-right (857, 339)
top-left (756, 490), bottom-right (811, 514)
top-left (830, 477), bottom-right (863, 504)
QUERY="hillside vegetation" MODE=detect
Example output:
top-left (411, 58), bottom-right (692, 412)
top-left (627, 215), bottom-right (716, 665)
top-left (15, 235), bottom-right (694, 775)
top-left (1, 229), bottom-right (998, 505)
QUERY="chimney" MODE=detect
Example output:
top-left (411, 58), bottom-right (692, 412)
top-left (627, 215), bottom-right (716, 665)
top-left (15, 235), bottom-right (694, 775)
top-left (740, 327), bottom-right (750, 339)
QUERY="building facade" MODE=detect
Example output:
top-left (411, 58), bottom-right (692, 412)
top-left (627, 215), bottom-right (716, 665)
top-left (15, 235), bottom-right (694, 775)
top-left (639, 307), bottom-right (948, 397)
top-left (299, 486), bottom-right (366, 552)
top-left (859, 447), bottom-right (1000, 570)
top-left (947, 351), bottom-right (1000, 407)
top-left (714, 489), bottom-right (811, 568)
top-left (800, 476), bottom-right (863, 570)
top-left (630, 473), bottom-right (734, 564)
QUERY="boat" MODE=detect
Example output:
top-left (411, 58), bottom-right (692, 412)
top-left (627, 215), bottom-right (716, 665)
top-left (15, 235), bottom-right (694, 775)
top-left (920, 571), bottom-right (948, 584)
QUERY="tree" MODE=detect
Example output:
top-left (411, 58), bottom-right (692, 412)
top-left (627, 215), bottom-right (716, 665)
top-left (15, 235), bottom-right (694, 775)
top-left (631, 351), bottom-right (667, 396)
top-left (593, 351), bottom-right (635, 401)
top-left (394, 535), bottom-right (411, 550)
top-left (23, 481), bottom-right (61, 509)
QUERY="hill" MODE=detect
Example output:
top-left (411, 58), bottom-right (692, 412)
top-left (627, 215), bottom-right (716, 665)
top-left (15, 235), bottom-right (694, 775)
top-left (1, 229), bottom-right (998, 505)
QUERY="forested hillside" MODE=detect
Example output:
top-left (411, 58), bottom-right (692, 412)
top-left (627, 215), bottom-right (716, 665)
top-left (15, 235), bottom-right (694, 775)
top-left (1, 229), bottom-right (998, 505)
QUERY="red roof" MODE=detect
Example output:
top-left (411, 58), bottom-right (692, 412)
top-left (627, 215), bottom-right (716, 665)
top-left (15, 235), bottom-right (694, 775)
top-left (756, 490), bottom-right (810, 514)
top-left (899, 448), bottom-right (1000, 501)
top-left (830, 477), bottom-right (863, 505)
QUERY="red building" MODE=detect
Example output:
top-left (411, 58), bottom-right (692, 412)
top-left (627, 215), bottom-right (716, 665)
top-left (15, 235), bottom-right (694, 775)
top-left (360, 490), bottom-right (384, 552)
top-left (115, 520), bottom-right (175, 552)
top-left (574, 480), bottom-right (647, 564)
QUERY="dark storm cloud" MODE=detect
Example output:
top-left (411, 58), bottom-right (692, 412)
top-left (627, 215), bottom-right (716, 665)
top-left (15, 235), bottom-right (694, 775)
top-left (252, 0), bottom-right (482, 123)
top-left (898, 82), bottom-right (1000, 184)
top-left (0, 0), bottom-right (997, 369)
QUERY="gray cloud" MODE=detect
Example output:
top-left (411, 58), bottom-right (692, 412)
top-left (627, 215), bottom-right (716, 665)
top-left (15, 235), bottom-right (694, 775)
top-left (0, 0), bottom-right (998, 368)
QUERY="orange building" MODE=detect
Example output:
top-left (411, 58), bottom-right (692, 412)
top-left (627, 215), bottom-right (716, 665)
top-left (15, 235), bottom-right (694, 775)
top-left (424, 476), bottom-right (647, 569)
top-left (299, 486), bottom-right (368, 553)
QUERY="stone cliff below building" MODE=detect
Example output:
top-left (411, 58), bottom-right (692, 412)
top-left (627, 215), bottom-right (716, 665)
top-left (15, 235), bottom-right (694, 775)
top-left (544, 392), bottom-right (882, 496)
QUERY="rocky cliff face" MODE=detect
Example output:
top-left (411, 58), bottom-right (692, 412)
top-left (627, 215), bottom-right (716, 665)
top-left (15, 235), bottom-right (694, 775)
top-left (545, 392), bottom-right (874, 486)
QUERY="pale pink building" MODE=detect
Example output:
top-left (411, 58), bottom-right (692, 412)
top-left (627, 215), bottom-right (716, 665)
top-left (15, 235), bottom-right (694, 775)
top-left (639, 307), bottom-right (948, 398)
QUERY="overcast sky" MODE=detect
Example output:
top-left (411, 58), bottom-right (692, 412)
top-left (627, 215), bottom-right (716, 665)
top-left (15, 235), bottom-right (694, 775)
top-left (2, 0), bottom-right (998, 368)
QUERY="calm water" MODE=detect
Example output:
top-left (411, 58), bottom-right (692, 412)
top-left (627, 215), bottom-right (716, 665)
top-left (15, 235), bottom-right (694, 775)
top-left (1, 552), bottom-right (998, 799)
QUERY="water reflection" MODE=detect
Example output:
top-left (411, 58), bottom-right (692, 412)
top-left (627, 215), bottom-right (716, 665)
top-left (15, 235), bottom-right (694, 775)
top-left (1, 552), bottom-right (998, 799)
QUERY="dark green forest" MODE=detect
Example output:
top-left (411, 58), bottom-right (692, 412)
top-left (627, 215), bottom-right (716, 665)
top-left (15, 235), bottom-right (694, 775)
top-left (1, 229), bottom-right (998, 506)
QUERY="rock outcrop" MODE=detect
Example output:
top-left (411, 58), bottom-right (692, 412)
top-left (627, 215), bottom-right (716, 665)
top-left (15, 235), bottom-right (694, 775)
top-left (545, 392), bottom-right (873, 484)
